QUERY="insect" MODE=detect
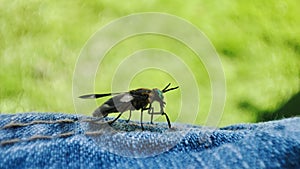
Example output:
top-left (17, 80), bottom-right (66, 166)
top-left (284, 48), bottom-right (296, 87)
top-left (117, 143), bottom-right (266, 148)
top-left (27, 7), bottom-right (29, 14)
top-left (79, 83), bottom-right (179, 130)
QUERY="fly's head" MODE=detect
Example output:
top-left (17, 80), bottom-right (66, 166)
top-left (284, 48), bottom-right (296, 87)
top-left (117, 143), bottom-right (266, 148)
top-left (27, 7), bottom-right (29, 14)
top-left (148, 83), bottom-right (179, 111)
top-left (149, 88), bottom-right (166, 106)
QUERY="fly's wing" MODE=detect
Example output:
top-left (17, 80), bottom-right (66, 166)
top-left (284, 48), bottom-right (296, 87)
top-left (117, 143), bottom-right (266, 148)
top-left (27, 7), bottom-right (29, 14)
top-left (94, 92), bottom-right (135, 117)
top-left (112, 93), bottom-right (135, 112)
top-left (79, 93), bottom-right (120, 99)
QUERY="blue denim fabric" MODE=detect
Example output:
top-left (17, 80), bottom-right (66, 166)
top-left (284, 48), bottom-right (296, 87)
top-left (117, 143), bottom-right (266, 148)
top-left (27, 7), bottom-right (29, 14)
top-left (0, 113), bottom-right (299, 169)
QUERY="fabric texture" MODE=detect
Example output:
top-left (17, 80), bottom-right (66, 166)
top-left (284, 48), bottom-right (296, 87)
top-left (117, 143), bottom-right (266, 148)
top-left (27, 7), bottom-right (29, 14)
top-left (0, 113), bottom-right (299, 169)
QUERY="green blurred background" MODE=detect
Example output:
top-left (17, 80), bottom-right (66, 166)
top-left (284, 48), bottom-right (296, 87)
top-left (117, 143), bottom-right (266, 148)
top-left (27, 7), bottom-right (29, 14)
top-left (0, 0), bottom-right (299, 126)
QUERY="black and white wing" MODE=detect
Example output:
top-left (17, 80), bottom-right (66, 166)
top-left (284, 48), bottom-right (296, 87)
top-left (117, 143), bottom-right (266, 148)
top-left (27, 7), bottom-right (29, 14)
top-left (92, 92), bottom-right (135, 117)
top-left (79, 93), bottom-right (120, 99)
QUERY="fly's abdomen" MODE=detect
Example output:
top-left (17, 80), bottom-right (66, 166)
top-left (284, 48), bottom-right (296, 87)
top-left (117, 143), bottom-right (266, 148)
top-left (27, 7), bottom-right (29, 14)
top-left (93, 103), bottom-right (117, 117)
top-left (92, 96), bottom-right (134, 117)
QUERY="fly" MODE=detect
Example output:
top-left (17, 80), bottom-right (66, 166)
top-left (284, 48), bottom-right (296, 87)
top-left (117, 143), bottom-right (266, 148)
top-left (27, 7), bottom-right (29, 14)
top-left (79, 83), bottom-right (179, 130)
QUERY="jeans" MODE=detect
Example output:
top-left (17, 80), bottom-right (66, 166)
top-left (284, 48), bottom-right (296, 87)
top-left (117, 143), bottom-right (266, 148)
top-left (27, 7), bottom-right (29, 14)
top-left (0, 113), bottom-right (299, 169)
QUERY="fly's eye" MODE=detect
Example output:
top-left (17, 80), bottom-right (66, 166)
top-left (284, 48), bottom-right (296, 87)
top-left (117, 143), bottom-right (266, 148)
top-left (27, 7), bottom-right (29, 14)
top-left (156, 90), bottom-right (164, 100)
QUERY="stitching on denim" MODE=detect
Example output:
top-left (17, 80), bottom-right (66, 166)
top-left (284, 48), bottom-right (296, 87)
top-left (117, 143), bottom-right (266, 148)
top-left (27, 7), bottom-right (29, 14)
top-left (0, 131), bottom-right (75, 146)
top-left (1, 117), bottom-right (106, 129)
top-left (0, 118), bottom-right (110, 146)
top-left (0, 130), bottom-right (111, 146)
top-left (1, 119), bottom-right (75, 129)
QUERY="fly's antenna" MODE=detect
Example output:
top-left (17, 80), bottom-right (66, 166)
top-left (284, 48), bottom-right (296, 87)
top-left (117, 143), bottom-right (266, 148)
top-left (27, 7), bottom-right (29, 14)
top-left (162, 83), bottom-right (179, 93)
top-left (163, 86), bottom-right (179, 93)
top-left (162, 83), bottom-right (171, 91)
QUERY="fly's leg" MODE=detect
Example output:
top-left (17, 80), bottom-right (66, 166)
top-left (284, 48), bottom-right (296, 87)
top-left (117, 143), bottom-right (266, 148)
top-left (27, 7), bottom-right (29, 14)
top-left (150, 107), bottom-right (154, 124)
top-left (108, 113), bottom-right (122, 125)
top-left (126, 110), bottom-right (132, 123)
top-left (147, 105), bottom-right (172, 128)
top-left (147, 106), bottom-right (162, 125)
top-left (162, 112), bottom-right (171, 128)
top-left (149, 111), bottom-right (172, 128)
top-left (159, 103), bottom-right (171, 128)
top-left (140, 109), bottom-right (144, 130)
top-left (147, 104), bottom-right (154, 124)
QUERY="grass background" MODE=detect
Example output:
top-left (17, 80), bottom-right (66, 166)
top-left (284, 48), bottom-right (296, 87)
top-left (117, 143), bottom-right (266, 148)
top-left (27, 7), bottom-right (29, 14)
top-left (0, 0), bottom-right (299, 126)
